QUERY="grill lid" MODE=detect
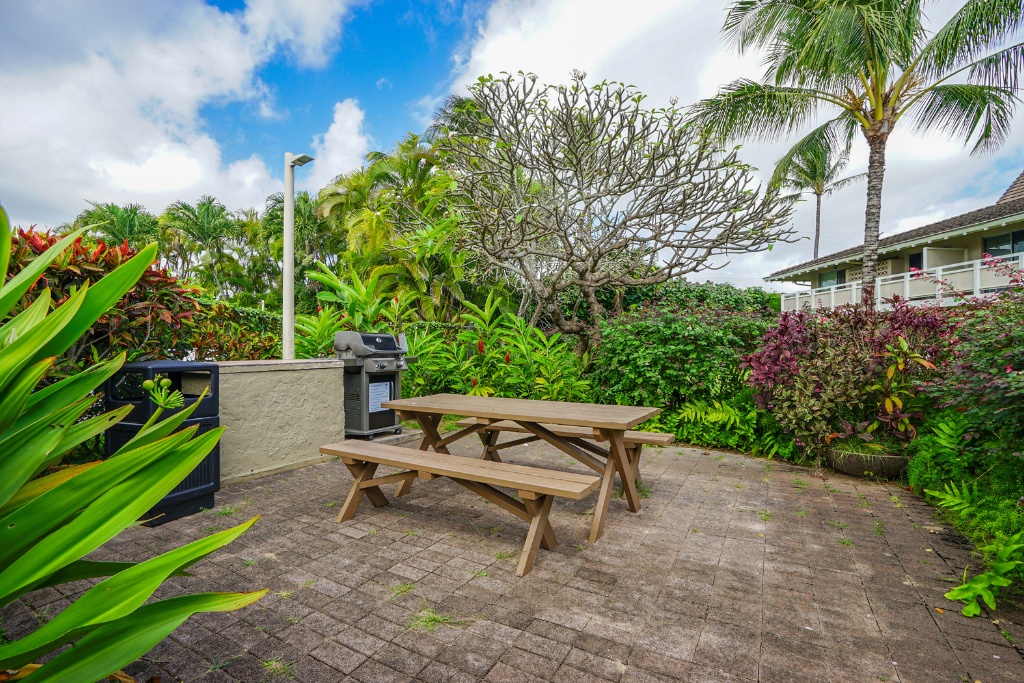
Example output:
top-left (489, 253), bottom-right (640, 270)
top-left (334, 331), bottom-right (407, 357)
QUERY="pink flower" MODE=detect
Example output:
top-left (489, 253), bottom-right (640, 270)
top-left (1007, 365), bottom-right (1014, 373)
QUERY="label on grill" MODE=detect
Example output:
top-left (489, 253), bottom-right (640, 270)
top-left (368, 382), bottom-right (391, 413)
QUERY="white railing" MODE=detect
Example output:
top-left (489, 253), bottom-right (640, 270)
top-left (780, 254), bottom-right (1022, 312)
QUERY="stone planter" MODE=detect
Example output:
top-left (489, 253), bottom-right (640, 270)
top-left (826, 448), bottom-right (909, 479)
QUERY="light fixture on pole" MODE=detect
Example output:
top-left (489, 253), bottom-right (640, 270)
top-left (283, 152), bottom-right (314, 360)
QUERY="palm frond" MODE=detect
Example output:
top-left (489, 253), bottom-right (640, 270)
top-left (687, 79), bottom-right (826, 142)
top-left (919, 0), bottom-right (1024, 80)
top-left (824, 172), bottom-right (867, 194)
top-left (967, 42), bottom-right (1024, 93)
top-left (908, 83), bottom-right (1019, 155)
top-left (769, 114), bottom-right (858, 189)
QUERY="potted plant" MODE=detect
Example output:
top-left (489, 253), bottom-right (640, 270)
top-left (826, 336), bottom-right (935, 479)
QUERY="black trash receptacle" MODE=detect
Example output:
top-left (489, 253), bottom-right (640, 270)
top-left (105, 360), bottom-right (220, 525)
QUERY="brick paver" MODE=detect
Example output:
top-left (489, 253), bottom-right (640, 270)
top-left (6, 440), bottom-right (1024, 682)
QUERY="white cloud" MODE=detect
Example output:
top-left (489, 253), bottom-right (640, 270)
top-left (0, 0), bottom-right (358, 227)
top-left (305, 99), bottom-right (373, 191)
top-left (442, 0), bottom-right (1024, 289)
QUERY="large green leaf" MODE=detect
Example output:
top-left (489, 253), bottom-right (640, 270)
top-left (0, 396), bottom-right (95, 508)
top-left (0, 427), bottom-right (199, 571)
top-left (0, 284), bottom-right (87, 395)
top-left (43, 406), bottom-right (133, 473)
top-left (34, 560), bottom-right (141, 588)
top-left (23, 590), bottom-right (266, 683)
top-left (0, 289), bottom-right (51, 350)
top-left (0, 428), bottom-right (223, 601)
top-left (0, 205), bottom-right (10, 284)
top-left (0, 227), bottom-right (87, 321)
top-left (33, 243), bottom-right (159, 363)
top-left (0, 517), bottom-right (259, 670)
top-left (0, 357), bottom-right (52, 436)
top-left (0, 461), bottom-right (102, 517)
top-left (18, 355), bottom-right (124, 429)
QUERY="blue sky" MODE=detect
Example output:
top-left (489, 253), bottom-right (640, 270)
top-left (2, 0), bottom-right (1022, 287)
top-left (200, 0), bottom-right (486, 167)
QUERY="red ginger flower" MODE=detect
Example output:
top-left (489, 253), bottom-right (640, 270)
top-left (478, 338), bottom-right (484, 354)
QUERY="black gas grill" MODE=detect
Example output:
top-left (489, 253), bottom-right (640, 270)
top-left (334, 331), bottom-right (412, 439)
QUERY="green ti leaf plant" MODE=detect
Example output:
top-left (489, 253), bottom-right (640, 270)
top-left (0, 204), bottom-right (264, 681)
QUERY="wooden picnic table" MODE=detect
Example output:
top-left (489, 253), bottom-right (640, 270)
top-left (382, 393), bottom-right (660, 543)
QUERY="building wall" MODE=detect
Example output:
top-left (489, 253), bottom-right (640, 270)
top-left (797, 219), bottom-right (1024, 288)
top-left (217, 359), bottom-right (346, 484)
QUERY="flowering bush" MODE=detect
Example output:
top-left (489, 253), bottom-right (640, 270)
top-left (922, 259), bottom-right (1024, 444)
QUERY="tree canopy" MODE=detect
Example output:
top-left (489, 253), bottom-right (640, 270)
top-left (436, 71), bottom-right (795, 339)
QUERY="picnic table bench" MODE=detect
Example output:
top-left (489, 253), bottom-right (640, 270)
top-left (320, 440), bottom-right (600, 576)
top-left (453, 418), bottom-right (673, 484)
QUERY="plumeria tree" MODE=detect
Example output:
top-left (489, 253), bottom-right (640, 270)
top-left (690, 0), bottom-right (1024, 304)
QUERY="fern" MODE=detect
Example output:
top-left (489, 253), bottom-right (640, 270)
top-left (945, 531), bottom-right (1024, 617)
top-left (926, 480), bottom-right (980, 513)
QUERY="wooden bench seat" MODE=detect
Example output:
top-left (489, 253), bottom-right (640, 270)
top-left (320, 441), bottom-right (600, 576)
top-left (453, 418), bottom-right (672, 485)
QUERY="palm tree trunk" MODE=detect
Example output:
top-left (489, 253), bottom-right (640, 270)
top-left (814, 192), bottom-right (822, 260)
top-left (861, 135), bottom-right (887, 308)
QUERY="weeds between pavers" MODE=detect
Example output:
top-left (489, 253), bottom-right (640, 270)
top-left (408, 609), bottom-right (464, 632)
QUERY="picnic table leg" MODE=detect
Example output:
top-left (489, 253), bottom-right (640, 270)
top-left (478, 429), bottom-right (501, 461)
top-left (589, 452), bottom-right (618, 543)
top-left (338, 461), bottom-right (388, 522)
top-left (611, 431), bottom-right (641, 513)
top-left (629, 445), bottom-right (643, 486)
top-left (517, 494), bottom-right (554, 577)
top-left (589, 430), bottom-right (638, 543)
top-left (396, 413), bottom-right (450, 497)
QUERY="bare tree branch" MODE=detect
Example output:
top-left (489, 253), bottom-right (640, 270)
top-left (436, 71), bottom-right (796, 340)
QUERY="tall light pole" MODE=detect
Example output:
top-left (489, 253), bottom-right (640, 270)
top-left (283, 152), bottom-right (314, 360)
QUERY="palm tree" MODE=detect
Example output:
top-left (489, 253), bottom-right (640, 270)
top-left (690, 0), bottom-right (1023, 304)
top-left (772, 143), bottom-right (866, 259)
top-left (160, 196), bottom-right (237, 299)
top-left (74, 202), bottom-right (159, 249)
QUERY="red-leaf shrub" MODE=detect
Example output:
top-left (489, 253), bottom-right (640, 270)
top-left (6, 228), bottom-right (199, 375)
top-left (743, 297), bottom-right (952, 456)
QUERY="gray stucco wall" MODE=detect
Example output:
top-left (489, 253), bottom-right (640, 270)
top-left (217, 359), bottom-right (345, 484)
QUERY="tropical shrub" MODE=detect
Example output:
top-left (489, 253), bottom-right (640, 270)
top-left (6, 228), bottom-right (199, 375)
top-left (590, 282), bottom-right (775, 409)
top-left (922, 258), bottom-right (1024, 445)
top-left (188, 300), bottom-right (281, 361)
top-left (906, 412), bottom-right (976, 494)
top-left (643, 389), bottom-right (795, 459)
top-left (0, 206), bottom-right (263, 681)
top-left (295, 306), bottom-right (346, 359)
top-left (745, 299), bottom-right (950, 457)
top-left (403, 295), bottom-right (591, 402)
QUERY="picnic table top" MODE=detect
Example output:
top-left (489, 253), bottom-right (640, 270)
top-left (382, 393), bottom-right (660, 430)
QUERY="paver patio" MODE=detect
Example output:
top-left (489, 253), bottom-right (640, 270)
top-left (6, 439), bottom-right (1024, 682)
